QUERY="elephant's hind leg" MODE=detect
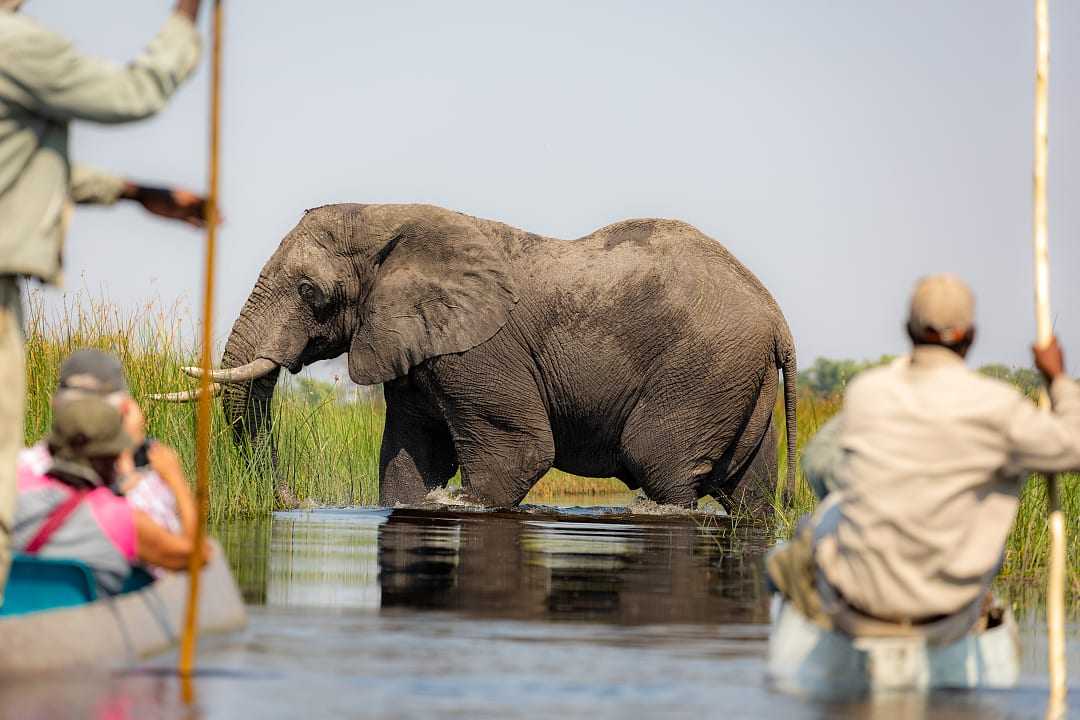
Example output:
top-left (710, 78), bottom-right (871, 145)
top-left (618, 421), bottom-right (702, 507)
top-left (379, 378), bottom-right (458, 506)
top-left (619, 380), bottom-right (773, 509)
top-left (712, 420), bottom-right (777, 518)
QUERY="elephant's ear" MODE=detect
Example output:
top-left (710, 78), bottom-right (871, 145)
top-left (348, 216), bottom-right (518, 384)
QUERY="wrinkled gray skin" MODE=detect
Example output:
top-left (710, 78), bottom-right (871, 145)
top-left (221, 204), bottom-right (797, 512)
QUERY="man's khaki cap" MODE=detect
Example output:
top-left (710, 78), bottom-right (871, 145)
top-left (47, 395), bottom-right (133, 488)
top-left (907, 273), bottom-right (975, 344)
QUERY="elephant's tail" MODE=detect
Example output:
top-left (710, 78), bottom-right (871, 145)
top-left (781, 343), bottom-right (798, 499)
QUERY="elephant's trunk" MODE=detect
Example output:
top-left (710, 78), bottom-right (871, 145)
top-left (219, 286), bottom-right (291, 505)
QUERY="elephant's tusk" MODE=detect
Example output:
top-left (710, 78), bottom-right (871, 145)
top-left (181, 358), bottom-right (278, 383)
top-left (147, 383), bottom-right (223, 403)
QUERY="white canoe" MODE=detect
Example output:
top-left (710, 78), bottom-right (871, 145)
top-left (767, 594), bottom-right (1020, 696)
top-left (0, 540), bottom-right (247, 676)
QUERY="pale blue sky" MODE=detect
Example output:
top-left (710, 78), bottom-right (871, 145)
top-left (24, 1), bottom-right (1080, 375)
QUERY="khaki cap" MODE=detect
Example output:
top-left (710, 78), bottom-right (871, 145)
top-left (907, 274), bottom-right (975, 344)
top-left (47, 395), bottom-right (133, 487)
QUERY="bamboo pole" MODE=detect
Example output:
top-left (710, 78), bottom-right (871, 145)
top-left (179, 0), bottom-right (223, 679)
top-left (1031, 0), bottom-right (1066, 712)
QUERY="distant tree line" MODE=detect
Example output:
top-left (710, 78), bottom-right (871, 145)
top-left (800, 356), bottom-right (1043, 398)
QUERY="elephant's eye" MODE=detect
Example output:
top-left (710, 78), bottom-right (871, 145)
top-left (298, 280), bottom-right (326, 307)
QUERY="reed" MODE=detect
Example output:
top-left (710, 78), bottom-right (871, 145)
top-left (24, 291), bottom-right (381, 523)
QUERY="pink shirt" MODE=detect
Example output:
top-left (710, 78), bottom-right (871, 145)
top-left (22, 441), bottom-right (181, 533)
top-left (15, 448), bottom-right (137, 594)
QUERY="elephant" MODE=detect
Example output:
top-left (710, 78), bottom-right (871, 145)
top-left (163, 204), bottom-right (797, 512)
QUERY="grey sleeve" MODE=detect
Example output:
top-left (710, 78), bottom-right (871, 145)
top-left (0, 14), bottom-right (200, 124)
top-left (70, 165), bottom-right (127, 205)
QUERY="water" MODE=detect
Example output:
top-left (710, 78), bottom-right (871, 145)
top-left (1, 502), bottom-right (1076, 719)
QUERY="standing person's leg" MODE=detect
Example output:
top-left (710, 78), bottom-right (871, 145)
top-left (0, 275), bottom-right (24, 602)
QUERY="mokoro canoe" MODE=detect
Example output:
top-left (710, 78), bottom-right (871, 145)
top-left (767, 594), bottom-right (1020, 696)
top-left (0, 540), bottom-right (246, 675)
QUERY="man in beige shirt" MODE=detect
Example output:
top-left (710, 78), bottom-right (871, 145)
top-left (0, 0), bottom-right (207, 599)
top-left (769, 274), bottom-right (1080, 628)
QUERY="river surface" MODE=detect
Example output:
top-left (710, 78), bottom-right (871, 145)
top-left (2, 500), bottom-right (1076, 719)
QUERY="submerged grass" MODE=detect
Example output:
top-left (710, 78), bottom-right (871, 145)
top-left (22, 292), bottom-right (1079, 591)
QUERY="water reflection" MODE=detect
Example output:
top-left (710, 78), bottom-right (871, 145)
top-left (1, 506), bottom-right (1073, 719)
top-left (218, 507), bottom-right (771, 625)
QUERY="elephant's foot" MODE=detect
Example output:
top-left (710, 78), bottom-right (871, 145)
top-left (380, 480), bottom-right (444, 507)
top-left (410, 486), bottom-right (493, 509)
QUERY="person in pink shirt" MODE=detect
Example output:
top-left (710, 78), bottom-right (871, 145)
top-left (13, 394), bottom-right (205, 595)
top-left (24, 349), bottom-right (198, 573)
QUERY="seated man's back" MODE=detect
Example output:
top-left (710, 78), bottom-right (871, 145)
top-left (811, 276), bottom-right (1080, 622)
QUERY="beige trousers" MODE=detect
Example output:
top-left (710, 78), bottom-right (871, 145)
top-left (0, 276), bottom-right (23, 603)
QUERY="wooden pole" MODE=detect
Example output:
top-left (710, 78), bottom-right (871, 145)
top-left (1031, 0), bottom-right (1066, 711)
top-left (179, 0), bottom-right (223, 679)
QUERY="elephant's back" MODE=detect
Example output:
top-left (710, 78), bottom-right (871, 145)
top-left (533, 217), bottom-right (790, 348)
top-left (513, 216), bottom-right (791, 405)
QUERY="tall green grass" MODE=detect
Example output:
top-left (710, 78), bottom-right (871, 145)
top-left (24, 291), bottom-right (382, 522)
top-left (22, 291), bottom-right (1079, 592)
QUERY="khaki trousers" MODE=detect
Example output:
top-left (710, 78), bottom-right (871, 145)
top-left (766, 516), bottom-right (832, 629)
top-left (0, 276), bottom-right (23, 603)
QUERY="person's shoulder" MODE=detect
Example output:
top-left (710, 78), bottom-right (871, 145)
top-left (17, 441), bottom-right (51, 474)
top-left (15, 443), bottom-right (58, 491)
top-left (86, 485), bottom-right (131, 510)
top-left (962, 367), bottom-right (1032, 405)
top-left (85, 487), bottom-right (137, 561)
top-left (845, 357), bottom-right (907, 394)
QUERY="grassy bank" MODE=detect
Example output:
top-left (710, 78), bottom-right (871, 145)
top-left (23, 293), bottom-right (1078, 591)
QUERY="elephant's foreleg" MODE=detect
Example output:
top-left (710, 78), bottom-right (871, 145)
top-left (619, 414), bottom-right (709, 507)
top-left (455, 424), bottom-right (554, 507)
top-left (379, 379), bottom-right (458, 506)
top-left (418, 355), bottom-right (554, 507)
